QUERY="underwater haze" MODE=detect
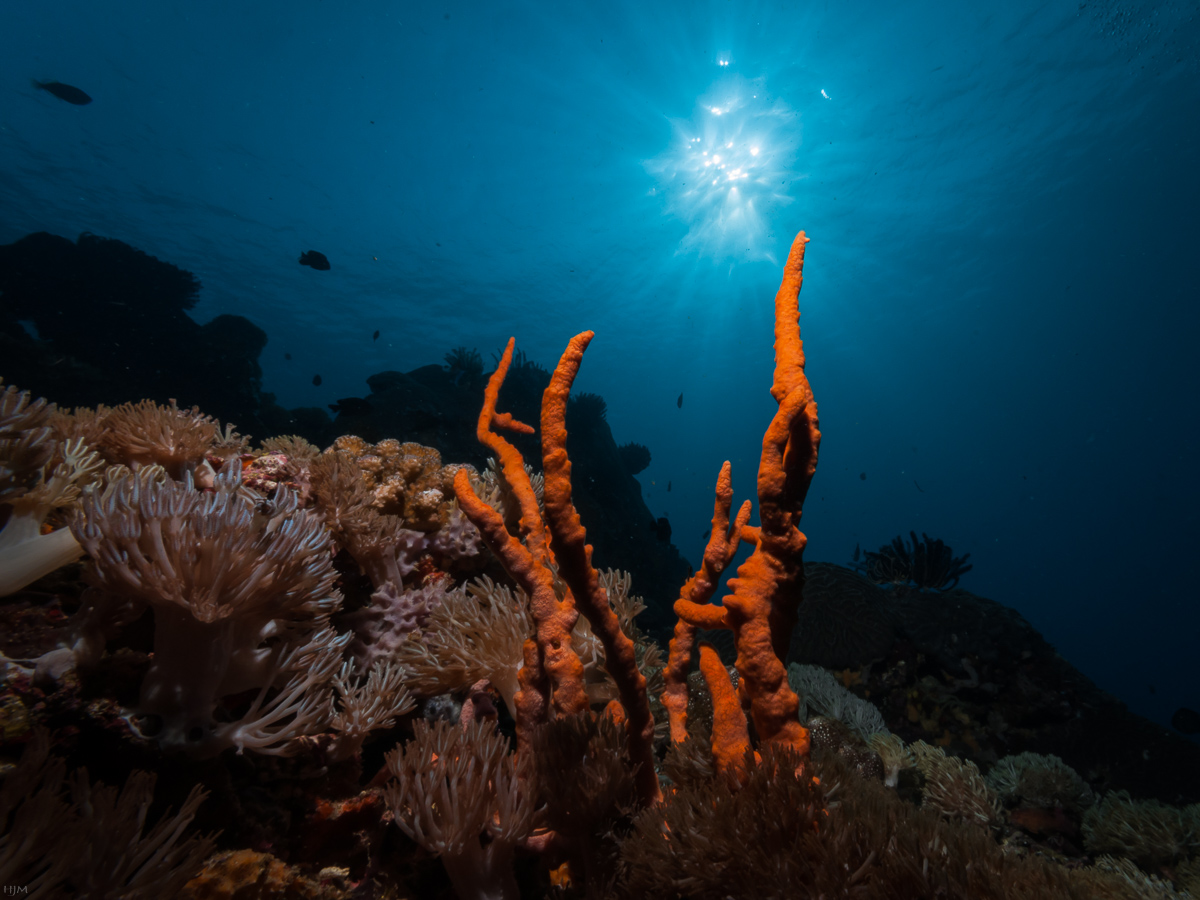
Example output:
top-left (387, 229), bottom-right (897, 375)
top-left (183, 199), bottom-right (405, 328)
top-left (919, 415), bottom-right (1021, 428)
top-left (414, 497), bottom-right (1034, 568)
top-left (2, 0), bottom-right (1198, 734)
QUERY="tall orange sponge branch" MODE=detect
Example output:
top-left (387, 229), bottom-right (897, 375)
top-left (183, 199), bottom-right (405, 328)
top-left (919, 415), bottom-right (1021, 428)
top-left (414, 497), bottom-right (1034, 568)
top-left (675, 230), bottom-right (820, 757)
top-left (451, 339), bottom-right (587, 756)
top-left (541, 331), bottom-right (662, 806)
top-left (661, 461), bottom-right (751, 744)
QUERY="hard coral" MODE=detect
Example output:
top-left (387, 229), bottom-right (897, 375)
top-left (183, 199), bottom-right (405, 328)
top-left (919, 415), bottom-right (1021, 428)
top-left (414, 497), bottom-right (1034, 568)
top-left (326, 434), bottom-right (469, 532)
top-left (309, 451), bottom-right (431, 590)
top-left (788, 562), bottom-right (895, 669)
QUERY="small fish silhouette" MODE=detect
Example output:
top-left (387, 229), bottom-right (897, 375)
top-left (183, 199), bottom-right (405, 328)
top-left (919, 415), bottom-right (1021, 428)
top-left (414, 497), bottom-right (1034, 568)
top-left (667, 481), bottom-right (671, 492)
top-left (32, 80), bottom-right (92, 105)
top-left (373, 330), bottom-right (380, 341)
top-left (299, 250), bottom-right (331, 270)
top-left (284, 353), bottom-right (292, 360)
top-left (676, 392), bottom-right (683, 409)
top-left (312, 374), bottom-right (322, 386)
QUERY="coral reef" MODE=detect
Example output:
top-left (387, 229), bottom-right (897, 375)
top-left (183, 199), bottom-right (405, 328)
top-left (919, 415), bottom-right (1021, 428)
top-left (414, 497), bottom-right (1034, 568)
top-left (5, 227), bottom-right (1200, 899)
top-left (344, 354), bottom-right (691, 627)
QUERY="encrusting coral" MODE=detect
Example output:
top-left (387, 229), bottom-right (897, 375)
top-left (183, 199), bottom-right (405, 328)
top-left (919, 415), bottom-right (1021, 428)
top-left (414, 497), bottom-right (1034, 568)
top-left (322, 434), bottom-right (477, 533)
top-left (308, 447), bottom-right (482, 593)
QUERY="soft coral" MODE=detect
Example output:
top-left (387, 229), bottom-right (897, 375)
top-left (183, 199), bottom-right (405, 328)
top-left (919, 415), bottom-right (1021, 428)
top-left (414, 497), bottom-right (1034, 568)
top-left (0, 382), bottom-right (101, 596)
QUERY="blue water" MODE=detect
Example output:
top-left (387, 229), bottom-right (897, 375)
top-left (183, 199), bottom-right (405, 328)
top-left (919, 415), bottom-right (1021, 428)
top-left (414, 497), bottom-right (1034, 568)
top-left (2, 1), bottom-right (1197, 733)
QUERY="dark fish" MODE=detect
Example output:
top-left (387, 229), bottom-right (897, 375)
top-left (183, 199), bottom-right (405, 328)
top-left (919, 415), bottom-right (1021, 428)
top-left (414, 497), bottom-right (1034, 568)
top-left (914, 480), bottom-right (924, 493)
top-left (373, 330), bottom-right (380, 341)
top-left (860, 472), bottom-right (867, 481)
top-left (284, 353), bottom-right (292, 360)
top-left (299, 250), bottom-right (331, 270)
top-left (312, 374), bottom-right (322, 386)
top-left (667, 481), bottom-right (671, 492)
top-left (328, 397), bottom-right (373, 416)
top-left (677, 392), bottom-right (683, 409)
top-left (32, 80), bottom-right (92, 105)
top-left (1172, 707), bottom-right (1200, 735)
top-left (650, 516), bottom-right (672, 542)
top-left (701, 528), bottom-right (711, 541)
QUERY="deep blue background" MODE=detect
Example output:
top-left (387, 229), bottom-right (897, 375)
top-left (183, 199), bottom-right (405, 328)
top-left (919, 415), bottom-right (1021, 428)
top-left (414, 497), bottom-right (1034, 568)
top-left (2, 1), bottom-right (1197, 734)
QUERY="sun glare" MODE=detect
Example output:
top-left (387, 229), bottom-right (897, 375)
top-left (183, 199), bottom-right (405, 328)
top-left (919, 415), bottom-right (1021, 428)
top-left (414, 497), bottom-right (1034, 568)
top-left (645, 75), bottom-right (800, 262)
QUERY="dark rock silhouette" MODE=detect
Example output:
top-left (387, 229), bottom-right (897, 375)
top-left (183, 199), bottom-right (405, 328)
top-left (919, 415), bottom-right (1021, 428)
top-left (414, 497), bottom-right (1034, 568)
top-left (0, 231), bottom-right (320, 439)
